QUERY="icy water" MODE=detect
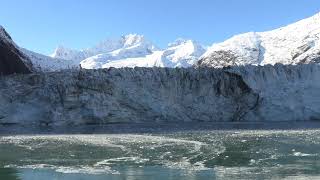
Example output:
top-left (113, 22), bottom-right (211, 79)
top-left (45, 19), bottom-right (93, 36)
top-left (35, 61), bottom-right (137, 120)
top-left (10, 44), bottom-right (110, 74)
top-left (1, 123), bottom-right (320, 180)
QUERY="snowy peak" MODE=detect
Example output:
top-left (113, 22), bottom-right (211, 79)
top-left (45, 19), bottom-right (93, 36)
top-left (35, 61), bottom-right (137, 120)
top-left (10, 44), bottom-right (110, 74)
top-left (123, 34), bottom-right (158, 54)
top-left (79, 37), bottom-right (206, 69)
top-left (198, 12), bottom-right (320, 68)
top-left (91, 34), bottom-right (156, 54)
top-left (168, 38), bottom-right (191, 47)
top-left (51, 11), bottom-right (320, 69)
top-left (165, 39), bottom-right (206, 64)
top-left (168, 38), bottom-right (205, 50)
top-left (52, 34), bottom-right (158, 62)
top-left (51, 45), bottom-right (84, 62)
top-left (122, 34), bottom-right (147, 47)
top-left (168, 39), bottom-right (206, 56)
top-left (50, 32), bottom-right (208, 69)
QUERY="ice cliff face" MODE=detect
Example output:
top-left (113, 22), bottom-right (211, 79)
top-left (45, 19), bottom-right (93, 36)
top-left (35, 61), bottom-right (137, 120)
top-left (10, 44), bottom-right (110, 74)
top-left (198, 12), bottom-right (320, 67)
top-left (0, 64), bottom-right (319, 126)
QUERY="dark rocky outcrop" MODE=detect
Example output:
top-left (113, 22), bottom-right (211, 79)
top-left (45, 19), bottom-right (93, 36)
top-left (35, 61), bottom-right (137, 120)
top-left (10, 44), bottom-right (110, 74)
top-left (0, 26), bottom-right (32, 75)
top-left (196, 50), bottom-right (239, 68)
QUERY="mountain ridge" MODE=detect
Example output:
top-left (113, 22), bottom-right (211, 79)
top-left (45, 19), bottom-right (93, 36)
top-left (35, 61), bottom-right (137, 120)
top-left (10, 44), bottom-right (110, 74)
top-left (198, 12), bottom-right (320, 67)
top-left (52, 35), bottom-right (206, 68)
top-left (1, 12), bottom-right (320, 72)
top-left (0, 26), bottom-right (32, 75)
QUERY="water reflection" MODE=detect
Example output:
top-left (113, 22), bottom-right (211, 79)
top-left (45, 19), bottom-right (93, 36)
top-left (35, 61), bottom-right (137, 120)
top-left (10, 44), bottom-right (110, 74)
top-left (0, 168), bottom-right (19, 180)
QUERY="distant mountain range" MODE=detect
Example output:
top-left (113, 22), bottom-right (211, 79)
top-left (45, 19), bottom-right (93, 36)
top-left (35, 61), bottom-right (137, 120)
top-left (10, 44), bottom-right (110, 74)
top-left (51, 35), bottom-right (206, 69)
top-left (0, 12), bottom-right (320, 74)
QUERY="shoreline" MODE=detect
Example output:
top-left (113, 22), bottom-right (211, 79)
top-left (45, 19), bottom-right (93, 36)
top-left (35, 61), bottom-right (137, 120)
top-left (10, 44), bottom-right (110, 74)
top-left (1, 121), bottom-right (320, 135)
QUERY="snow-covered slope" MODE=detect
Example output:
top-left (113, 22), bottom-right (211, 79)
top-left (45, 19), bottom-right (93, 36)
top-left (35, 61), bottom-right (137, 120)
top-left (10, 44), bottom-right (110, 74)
top-left (161, 39), bottom-right (206, 67)
top-left (198, 12), bottom-right (320, 67)
top-left (81, 39), bottom-right (206, 68)
top-left (52, 34), bottom-right (157, 63)
top-left (21, 48), bottom-right (78, 72)
top-left (52, 35), bottom-right (206, 69)
top-left (51, 46), bottom-right (87, 63)
top-left (53, 12), bottom-right (320, 69)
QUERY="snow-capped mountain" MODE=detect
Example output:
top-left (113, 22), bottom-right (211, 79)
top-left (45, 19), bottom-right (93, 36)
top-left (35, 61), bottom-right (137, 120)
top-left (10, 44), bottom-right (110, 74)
top-left (161, 39), bottom-right (206, 67)
top-left (52, 34), bottom-right (158, 63)
top-left (3, 11), bottom-right (320, 72)
top-left (80, 39), bottom-right (206, 68)
top-left (198, 12), bottom-right (320, 67)
top-left (52, 35), bottom-right (206, 69)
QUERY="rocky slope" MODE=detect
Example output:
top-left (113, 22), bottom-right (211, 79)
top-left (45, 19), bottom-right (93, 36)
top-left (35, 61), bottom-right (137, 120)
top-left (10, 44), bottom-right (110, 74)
top-left (198, 12), bottom-right (320, 67)
top-left (0, 26), bottom-right (32, 75)
top-left (0, 26), bottom-right (77, 73)
top-left (0, 63), bottom-right (319, 126)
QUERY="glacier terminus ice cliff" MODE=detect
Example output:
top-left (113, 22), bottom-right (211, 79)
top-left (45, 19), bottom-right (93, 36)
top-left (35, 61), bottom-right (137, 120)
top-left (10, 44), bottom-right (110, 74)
top-left (0, 64), bottom-right (320, 125)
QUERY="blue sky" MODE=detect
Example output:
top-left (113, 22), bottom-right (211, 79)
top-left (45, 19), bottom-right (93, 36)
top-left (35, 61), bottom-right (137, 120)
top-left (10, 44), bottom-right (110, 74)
top-left (0, 0), bottom-right (319, 55)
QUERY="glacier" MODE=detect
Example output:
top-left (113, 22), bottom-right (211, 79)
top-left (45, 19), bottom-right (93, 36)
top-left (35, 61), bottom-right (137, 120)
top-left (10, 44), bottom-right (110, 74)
top-left (0, 63), bottom-right (319, 126)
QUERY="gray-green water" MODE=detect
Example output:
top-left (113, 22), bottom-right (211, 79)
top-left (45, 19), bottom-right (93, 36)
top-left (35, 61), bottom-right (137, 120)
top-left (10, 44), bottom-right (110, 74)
top-left (1, 127), bottom-right (320, 179)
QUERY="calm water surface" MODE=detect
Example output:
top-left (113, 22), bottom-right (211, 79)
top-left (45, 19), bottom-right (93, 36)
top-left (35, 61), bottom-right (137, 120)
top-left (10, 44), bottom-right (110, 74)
top-left (1, 123), bottom-right (320, 180)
